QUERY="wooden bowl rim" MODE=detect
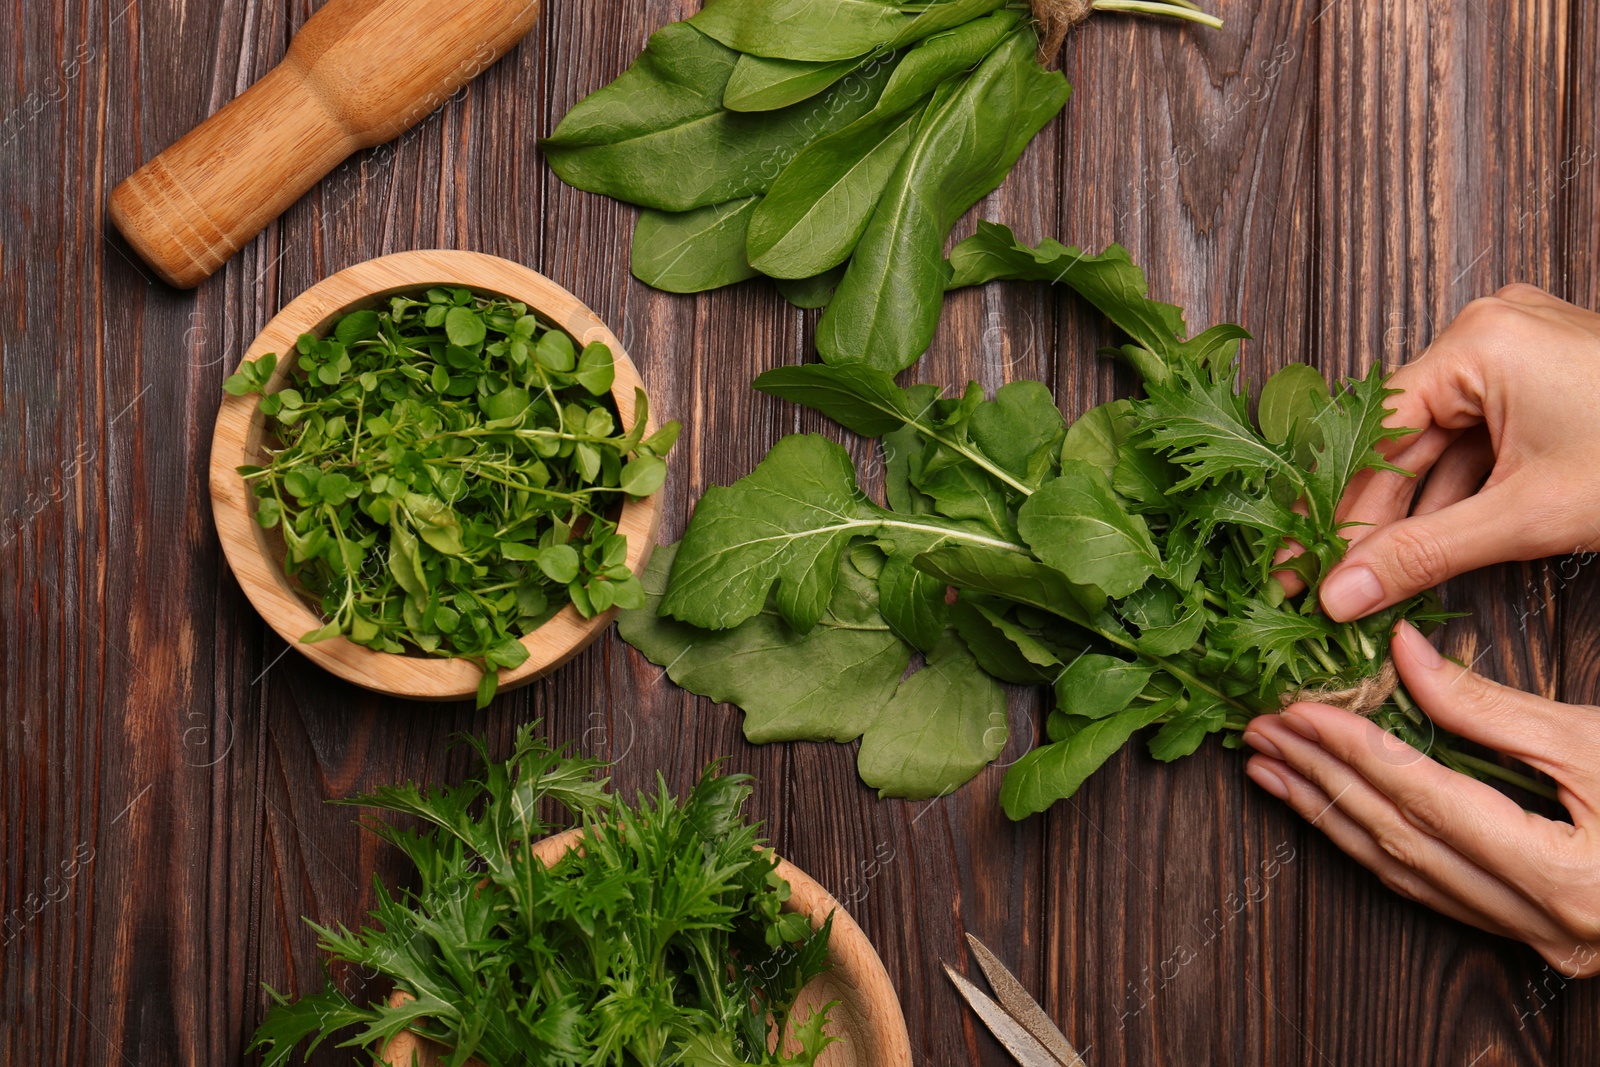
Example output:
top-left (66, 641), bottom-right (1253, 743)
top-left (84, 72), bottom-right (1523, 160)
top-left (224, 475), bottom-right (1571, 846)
top-left (209, 250), bottom-right (663, 700)
top-left (380, 827), bottom-right (913, 1067)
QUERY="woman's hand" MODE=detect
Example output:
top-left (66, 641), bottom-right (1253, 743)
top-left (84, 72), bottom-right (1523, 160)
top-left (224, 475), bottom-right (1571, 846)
top-left (1243, 623), bottom-right (1600, 975)
top-left (1317, 284), bottom-right (1600, 623)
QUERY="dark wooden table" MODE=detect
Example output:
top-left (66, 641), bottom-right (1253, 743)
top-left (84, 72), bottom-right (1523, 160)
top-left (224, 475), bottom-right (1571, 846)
top-left (5, 1), bottom-right (1598, 1064)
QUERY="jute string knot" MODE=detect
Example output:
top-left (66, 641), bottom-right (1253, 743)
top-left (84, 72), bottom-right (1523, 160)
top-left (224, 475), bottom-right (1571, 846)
top-left (1279, 660), bottom-right (1398, 717)
top-left (1031, 0), bottom-right (1094, 66)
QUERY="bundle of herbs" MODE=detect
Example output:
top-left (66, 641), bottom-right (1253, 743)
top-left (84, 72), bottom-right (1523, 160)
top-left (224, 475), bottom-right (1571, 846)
top-left (248, 725), bottom-right (835, 1067)
top-left (542, 0), bottom-right (1218, 374)
top-left (619, 228), bottom-right (1548, 818)
top-left (226, 288), bottom-right (679, 707)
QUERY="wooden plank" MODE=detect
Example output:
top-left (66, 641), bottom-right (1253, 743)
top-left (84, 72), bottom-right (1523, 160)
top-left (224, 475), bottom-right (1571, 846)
top-left (1028, 6), bottom-right (1321, 1066)
top-left (1555, 0), bottom-right (1600, 1059)
top-left (1310, 1), bottom-right (1570, 1064)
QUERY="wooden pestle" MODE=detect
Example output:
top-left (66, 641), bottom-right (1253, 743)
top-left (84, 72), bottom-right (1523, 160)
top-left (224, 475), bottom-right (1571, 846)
top-left (109, 0), bottom-right (542, 288)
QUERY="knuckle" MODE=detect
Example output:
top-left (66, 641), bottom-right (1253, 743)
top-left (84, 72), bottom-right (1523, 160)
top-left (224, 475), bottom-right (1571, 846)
top-left (1494, 282), bottom-right (1549, 303)
top-left (1401, 794), bottom-right (1449, 837)
top-left (1382, 523), bottom-right (1454, 590)
top-left (1456, 295), bottom-right (1526, 334)
top-left (1374, 826), bottom-right (1422, 871)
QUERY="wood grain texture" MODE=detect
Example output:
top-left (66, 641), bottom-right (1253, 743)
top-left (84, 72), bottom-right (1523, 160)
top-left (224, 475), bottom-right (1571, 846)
top-left (1, 1), bottom-right (1596, 1065)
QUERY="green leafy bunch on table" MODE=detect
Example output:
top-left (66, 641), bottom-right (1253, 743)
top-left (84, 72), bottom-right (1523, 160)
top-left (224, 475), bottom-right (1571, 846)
top-left (618, 226), bottom-right (1550, 816)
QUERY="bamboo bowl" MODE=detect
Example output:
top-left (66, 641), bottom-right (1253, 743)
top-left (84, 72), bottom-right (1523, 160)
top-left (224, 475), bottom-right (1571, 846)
top-left (380, 828), bottom-right (913, 1067)
top-left (210, 251), bottom-right (663, 701)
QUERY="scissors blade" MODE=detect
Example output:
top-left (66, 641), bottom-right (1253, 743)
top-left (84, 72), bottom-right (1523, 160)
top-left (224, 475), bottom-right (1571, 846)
top-left (944, 964), bottom-right (1062, 1067)
top-left (965, 934), bottom-right (1086, 1067)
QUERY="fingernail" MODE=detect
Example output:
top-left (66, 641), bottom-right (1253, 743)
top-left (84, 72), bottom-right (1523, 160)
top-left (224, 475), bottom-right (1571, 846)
top-left (1394, 620), bottom-right (1445, 669)
top-left (1281, 710), bottom-right (1321, 744)
top-left (1242, 728), bottom-right (1283, 759)
top-left (1320, 565), bottom-right (1385, 621)
top-left (1247, 762), bottom-right (1290, 800)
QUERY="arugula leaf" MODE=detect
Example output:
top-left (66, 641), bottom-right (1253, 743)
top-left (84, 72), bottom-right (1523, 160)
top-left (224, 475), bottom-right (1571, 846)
top-left (857, 632), bottom-right (1008, 799)
top-left (999, 699), bottom-right (1171, 819)
top-left (621, 545), bottom-right (911, 743)
top-left (1017, 461), bottom-right (1165, 598)
top-left (946, 222), bottom-right (1251, 375)
top-left (662, 434), bottom-right (882, 632)
top-left (1054, 653), bottom-right (1153, 719)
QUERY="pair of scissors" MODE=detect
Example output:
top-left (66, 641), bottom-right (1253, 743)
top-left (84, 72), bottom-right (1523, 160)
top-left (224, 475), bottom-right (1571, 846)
top-left (944, 933), bottom-right (1087, 1067)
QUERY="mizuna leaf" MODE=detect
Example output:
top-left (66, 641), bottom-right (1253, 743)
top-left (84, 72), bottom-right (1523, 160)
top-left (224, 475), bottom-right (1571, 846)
top-left (1213, 601), bottom-right (1338, 692)
top-left (1133, 360), bottom-right (1304, 494)
top-left (1017, 461), bottom-right (1164, 598)
top-left (1301, 367), bottom-right (1415, 534)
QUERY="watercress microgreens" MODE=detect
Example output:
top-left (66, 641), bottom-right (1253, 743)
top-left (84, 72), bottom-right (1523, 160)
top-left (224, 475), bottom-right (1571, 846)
top-left (246, 724), bottom-right (835, 1067)
top-left (226, 288), bottom-right (679, 708)
top-left (543, 0), bottom-right (1218, 373)
top-left (615, 234), bottom-right (1533, 818)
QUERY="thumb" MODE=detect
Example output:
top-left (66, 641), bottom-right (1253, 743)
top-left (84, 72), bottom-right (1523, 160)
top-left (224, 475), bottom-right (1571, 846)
top-left (1319, 485), bottom-right (1531, 621)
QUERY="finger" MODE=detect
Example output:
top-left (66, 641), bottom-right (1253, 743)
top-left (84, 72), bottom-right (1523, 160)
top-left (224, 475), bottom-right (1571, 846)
top-left (1246, 714), bottom-right (1552, 930)
top-left (1243, 753), bottom-right (1518, 938)
top-left (1336, 425), bottom-right (1459, 547)
top-left (1391, 621), bottom-right (1600, 816)
top-left (1414, 427), bottom-right (1495, 516)
top-left (1318, 483), bottom-right (1540, 621)
top-left (1278, 696), bottom-right (1576, 906)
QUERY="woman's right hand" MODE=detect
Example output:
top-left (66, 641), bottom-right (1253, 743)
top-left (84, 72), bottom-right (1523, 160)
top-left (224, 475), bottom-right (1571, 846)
top-left (1317, 283), bottom-right (1600, 623)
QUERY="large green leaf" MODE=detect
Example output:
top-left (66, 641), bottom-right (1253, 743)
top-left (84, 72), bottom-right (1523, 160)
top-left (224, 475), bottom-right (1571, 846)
top-left (1016, 461), bottom-right (1164, 598)
top-left (631, 198), bottom-right (761, 293)
top-left (814, 31), bottom-right (1070, 372)
top-left (999, 699), bottom-right (1169, 819)
top-left (857, 632), bottom-right (1008, 799)
top-left (691, 0), bottom-right (1007, 62)
top-left (1053, 653), bottom-right (1153, 719)
top-left (746, 106), bottom-right (922, 279)
top-left (542, 24), bottom-right (891, 212)
top-left (723, 53), bottom-right (866, 112)
top-left (661, 434), bottom-right (883, 632)
top-left (619, 545), bottom-right (912, 744)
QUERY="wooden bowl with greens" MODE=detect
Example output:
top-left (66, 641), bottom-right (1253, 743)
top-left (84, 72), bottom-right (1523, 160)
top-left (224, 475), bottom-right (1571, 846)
top-left (210, 250), bottom-right (671, 705)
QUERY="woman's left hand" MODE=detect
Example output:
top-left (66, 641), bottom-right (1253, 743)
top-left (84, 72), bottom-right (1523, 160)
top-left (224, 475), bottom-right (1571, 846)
top-left (1242, 620), bottom-right (1600, 976)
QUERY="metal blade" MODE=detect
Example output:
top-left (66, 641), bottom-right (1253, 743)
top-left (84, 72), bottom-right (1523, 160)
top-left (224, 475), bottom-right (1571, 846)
top-left (965, 933), bottom-right (1086, 1067)
top-left (944, 964), bottom-right (1062, 1067)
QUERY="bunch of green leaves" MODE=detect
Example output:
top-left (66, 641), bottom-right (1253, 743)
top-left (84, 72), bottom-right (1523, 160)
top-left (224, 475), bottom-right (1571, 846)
top-left (543, 0), bottom-right (1217, 374)
top-left (226, 288), bottom-right (680, 707)
top-left (247, 724), bottom-right (835, 1067)
top-left (616, 229), bottom-right (1529, 818)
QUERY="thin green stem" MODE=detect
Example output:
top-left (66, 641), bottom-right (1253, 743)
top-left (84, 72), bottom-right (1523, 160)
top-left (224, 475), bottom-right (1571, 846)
top-left (1441, 749), bottom-right (1559, 802)
top-left (1091, 0), bottom-right (1223, 30)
